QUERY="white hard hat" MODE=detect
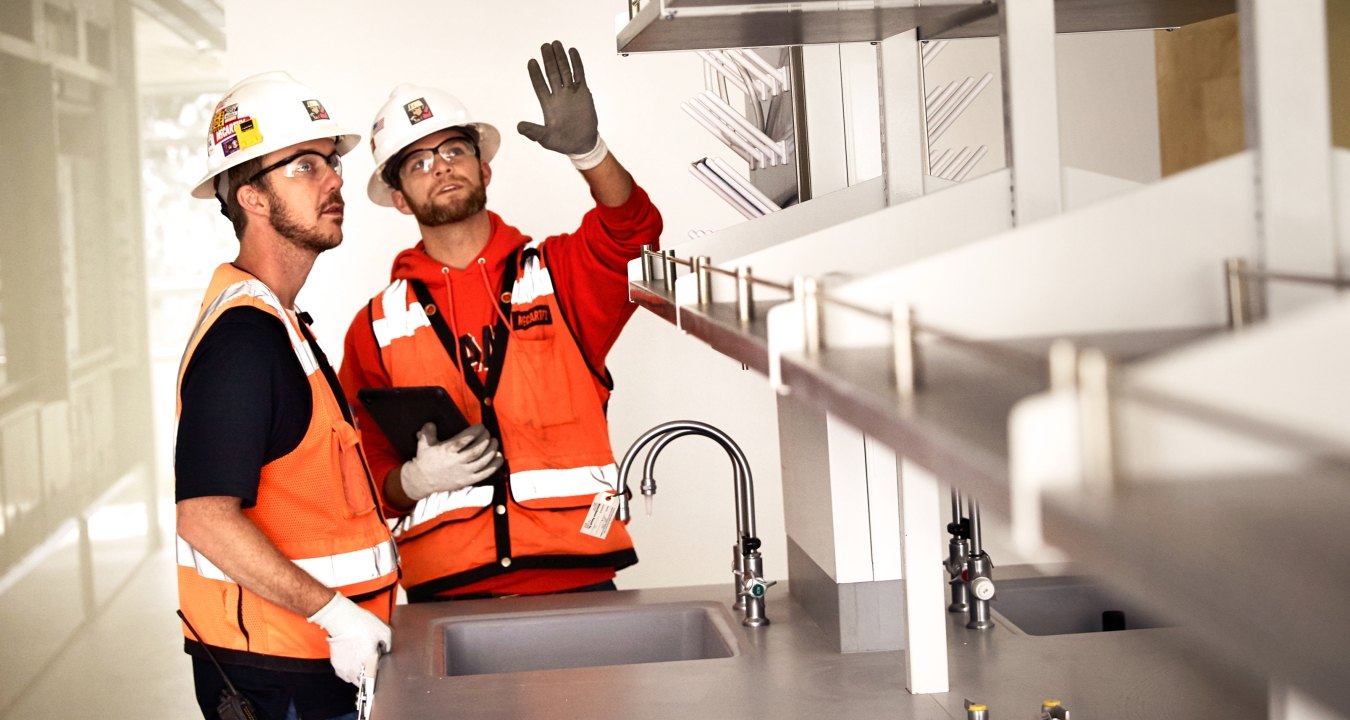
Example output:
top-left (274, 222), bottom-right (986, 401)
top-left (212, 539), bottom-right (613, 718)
top-left (191, 71), bottom-right (361, 200)
top-left (366, 83), bottom-right (501, 207)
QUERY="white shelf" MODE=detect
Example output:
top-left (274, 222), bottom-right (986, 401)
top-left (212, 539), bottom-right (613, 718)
top-left (616, 0), bottom-right (1236, 53)
top-left (1042, 471), bottom-right (1350, 712)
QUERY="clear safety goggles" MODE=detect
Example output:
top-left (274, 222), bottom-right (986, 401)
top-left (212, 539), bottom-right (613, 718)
top-left (397, 137), bottom-right (480, 180)
top-left (247, 150), bottom-right (343, 185)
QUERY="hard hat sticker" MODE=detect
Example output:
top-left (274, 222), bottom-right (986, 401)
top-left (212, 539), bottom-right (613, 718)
top-left (209, 103), bottom-right (239, 134)
top-left (211, 115), bottom-right (253, 146)
top-left (222, 135), bottom-right (241, 157)
top-left (403, 98), bottom-right (433, 125)
top-left (303, 99), bottom-right (329, 121)
top-left (237, 118), bottom-right (263, 149)
top-left (369, 118), bottom-right (384, 152)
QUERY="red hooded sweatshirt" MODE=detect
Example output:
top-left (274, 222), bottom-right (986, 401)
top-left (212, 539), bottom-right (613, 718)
top-left (339, 184), bottom-right (662, 596)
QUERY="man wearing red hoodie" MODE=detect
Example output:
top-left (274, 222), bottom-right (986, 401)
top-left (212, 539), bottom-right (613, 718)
top-left (339, 41), bottom-right (662, 602)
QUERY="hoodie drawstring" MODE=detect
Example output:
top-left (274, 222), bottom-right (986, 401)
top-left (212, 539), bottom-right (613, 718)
top-left (441, 266), bottom-right (462, 371)
top-left (478, 257), bottom-right (517, 338)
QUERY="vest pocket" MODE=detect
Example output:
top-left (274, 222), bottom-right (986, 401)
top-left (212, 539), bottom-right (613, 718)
top-left (332, 423), bottom-right (378, 519)
top-left (501, 337), bottom-right (578, 430)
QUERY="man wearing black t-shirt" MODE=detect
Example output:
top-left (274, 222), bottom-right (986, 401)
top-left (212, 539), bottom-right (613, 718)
top-left (174, 72), bottom-right (397, 720)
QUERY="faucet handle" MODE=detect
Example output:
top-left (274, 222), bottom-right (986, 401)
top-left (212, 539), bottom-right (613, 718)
top-left (740, 575), bottom-right (777, 599)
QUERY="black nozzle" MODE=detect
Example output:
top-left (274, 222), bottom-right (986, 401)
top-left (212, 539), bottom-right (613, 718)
top-left (1102, 610), bottom-right (1126, 632)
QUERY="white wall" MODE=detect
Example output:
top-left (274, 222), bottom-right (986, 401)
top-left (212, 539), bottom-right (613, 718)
top-left (222, 0), bottom-right (786, 589)
top-left (925, 32), bottom-right (1160, 184)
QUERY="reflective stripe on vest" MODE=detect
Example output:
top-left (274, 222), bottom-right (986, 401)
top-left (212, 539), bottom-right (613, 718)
top-left (184, 278), bottom-right (319, 377)
top-left (395, 484), bottom-right (495, 538)
top-left (177, 535), bottom-right (398, 588)
top-left (372, 279), bottom-right (428, 349)
top-left (394, 463), bottom-right (618, 537)
top-left (510, 464), bottom-right (618, 502)
top-left (512, 240), bottom-right (554, 304)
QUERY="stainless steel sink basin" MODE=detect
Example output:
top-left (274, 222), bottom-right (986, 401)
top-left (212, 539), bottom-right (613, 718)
top-left (435, 601), bottom-right (739, 676)
top-left (992, 576), bottom-right (1177, 636)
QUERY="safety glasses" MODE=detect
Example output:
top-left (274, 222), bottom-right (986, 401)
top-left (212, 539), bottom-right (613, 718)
top-left (246, 150), bottom-right (343, 185)
top-left (397, 137), bottom-right (480, 180)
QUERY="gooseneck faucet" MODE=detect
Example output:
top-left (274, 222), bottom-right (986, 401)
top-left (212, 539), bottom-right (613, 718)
top-left (616, 420), bottom-right (774, 627)
top-left (944, 489), bottom-right (970, 613)
top-left (964, 497), bottom-right (995, 630)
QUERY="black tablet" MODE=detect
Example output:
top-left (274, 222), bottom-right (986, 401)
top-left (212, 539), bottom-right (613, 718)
top-left (356, 386), bottom-right (471, 462)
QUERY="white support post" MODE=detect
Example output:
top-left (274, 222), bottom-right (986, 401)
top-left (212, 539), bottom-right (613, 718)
top-left (998, 0), bottom-right (1063, 225)
top-left (877, 29), bottom-right (927, 206)
top-left (799, 44), bottom-right (851, 197)
top-left (897, 459), bottom-right (949, 694)
top-left (1239, 0), bottom-right (1338, 315)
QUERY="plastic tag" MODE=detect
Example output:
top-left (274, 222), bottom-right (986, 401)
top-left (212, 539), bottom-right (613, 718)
top-left (580, 492), bottom-right (617, 539)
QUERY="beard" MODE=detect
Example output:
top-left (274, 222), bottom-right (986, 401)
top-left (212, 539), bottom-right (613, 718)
top-left (404, 182), bottom-right (488, 227)
top-left (267, 188), bottom-right (344, 253)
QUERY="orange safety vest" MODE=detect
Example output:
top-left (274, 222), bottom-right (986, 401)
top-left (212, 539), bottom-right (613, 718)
top-left (176, 264), bottom-right (398, 670)
top-left (367, 240), bottom-right (637, 600)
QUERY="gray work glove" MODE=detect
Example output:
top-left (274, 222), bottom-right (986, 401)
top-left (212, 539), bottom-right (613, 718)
top-left (517, 40), bottom-right (601, 157)
top-left (400, 423), bottom-right (503, 502)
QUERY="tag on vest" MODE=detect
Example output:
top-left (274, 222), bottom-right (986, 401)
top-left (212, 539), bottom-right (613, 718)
top-left (580, 492), bottom-right (618, 539)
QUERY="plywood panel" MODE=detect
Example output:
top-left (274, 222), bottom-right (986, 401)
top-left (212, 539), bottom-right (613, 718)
top-left (1331, 0), bottom-right (1350, 148)
top-left (1155, 13), bottom-right (1244, 176)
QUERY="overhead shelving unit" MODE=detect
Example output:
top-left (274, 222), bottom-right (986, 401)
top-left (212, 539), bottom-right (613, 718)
top-left (622, 0), bottom-right (1347, 714)
top-left (617, 0), bottom-right (1236, 53)
top-left (778, 326), bottom-right (1220, 519)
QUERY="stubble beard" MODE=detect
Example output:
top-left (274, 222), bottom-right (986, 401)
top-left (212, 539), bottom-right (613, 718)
top-left (268, 188), bottom-right (344, 254)
top-left (406, 183), bottom-right (488, 227)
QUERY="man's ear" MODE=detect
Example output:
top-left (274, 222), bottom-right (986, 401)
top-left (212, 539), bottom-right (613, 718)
top-left (481, 160), bottom-right (492, 188)
top-left (390, 189), bottom-right (415, 217)
top-left (237, 183), bottom-right (270, 219)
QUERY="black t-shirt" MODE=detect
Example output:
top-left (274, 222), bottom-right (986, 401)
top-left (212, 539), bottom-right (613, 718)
top-left (175, 306), bottom-right (311, 505)
top-left (175, 305), bottom-right (356, 716)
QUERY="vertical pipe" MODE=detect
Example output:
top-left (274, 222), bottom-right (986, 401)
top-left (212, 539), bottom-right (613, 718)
top-left (640, 244), bottom-right (654, 283)
top-left (892, 304), bottom-right (918, 401)
top-left (662, 249), bottom-right (678, 294)
top-left (1048, 339), bottom-right (1078, 392)
top-left (968, 499), bottom-right (983, 557)
top-left (1077, 348), bottom-right (1117, 492)
top-left (795, 276), bottom-right (822, 356)
top-left (1225, 256), bottom-right (1252, 329)
top-left (736, 265), bottom-right (754, 323)
top-left (694, 255), bottom-right (713, 305)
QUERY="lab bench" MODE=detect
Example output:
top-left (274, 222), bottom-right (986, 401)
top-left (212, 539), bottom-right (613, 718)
top-left (370, 581), bottom-right (1264, 720)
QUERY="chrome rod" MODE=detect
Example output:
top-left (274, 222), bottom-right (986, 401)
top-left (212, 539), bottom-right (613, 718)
top-left (1225, 257), bottom-right (1253, 329)
top-left (736, 265), bottom-right (754, 323)
top-left (694, 255), bottom-right (713, 305)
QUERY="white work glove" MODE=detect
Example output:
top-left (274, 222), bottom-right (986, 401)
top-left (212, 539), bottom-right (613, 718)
top-left (400, 423), bottom-right (504, 502)
top-left (307, 592), bottom-right (392, 686)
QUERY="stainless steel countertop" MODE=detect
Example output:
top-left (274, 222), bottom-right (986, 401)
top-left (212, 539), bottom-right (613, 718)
top-left (371, 583), bottom-right (1265, 720)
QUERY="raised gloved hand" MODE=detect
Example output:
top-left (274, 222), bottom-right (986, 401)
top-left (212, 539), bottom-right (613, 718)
top-left (517, 40), bottom-right (606, 167)
top-left (307, 592), bottom-right (392, 686)
top-left (400, 423), bottom-right (503, 502)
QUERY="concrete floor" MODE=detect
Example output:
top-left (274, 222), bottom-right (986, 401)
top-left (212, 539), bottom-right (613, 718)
top-left (0, 510), bottom-right (198, 719)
